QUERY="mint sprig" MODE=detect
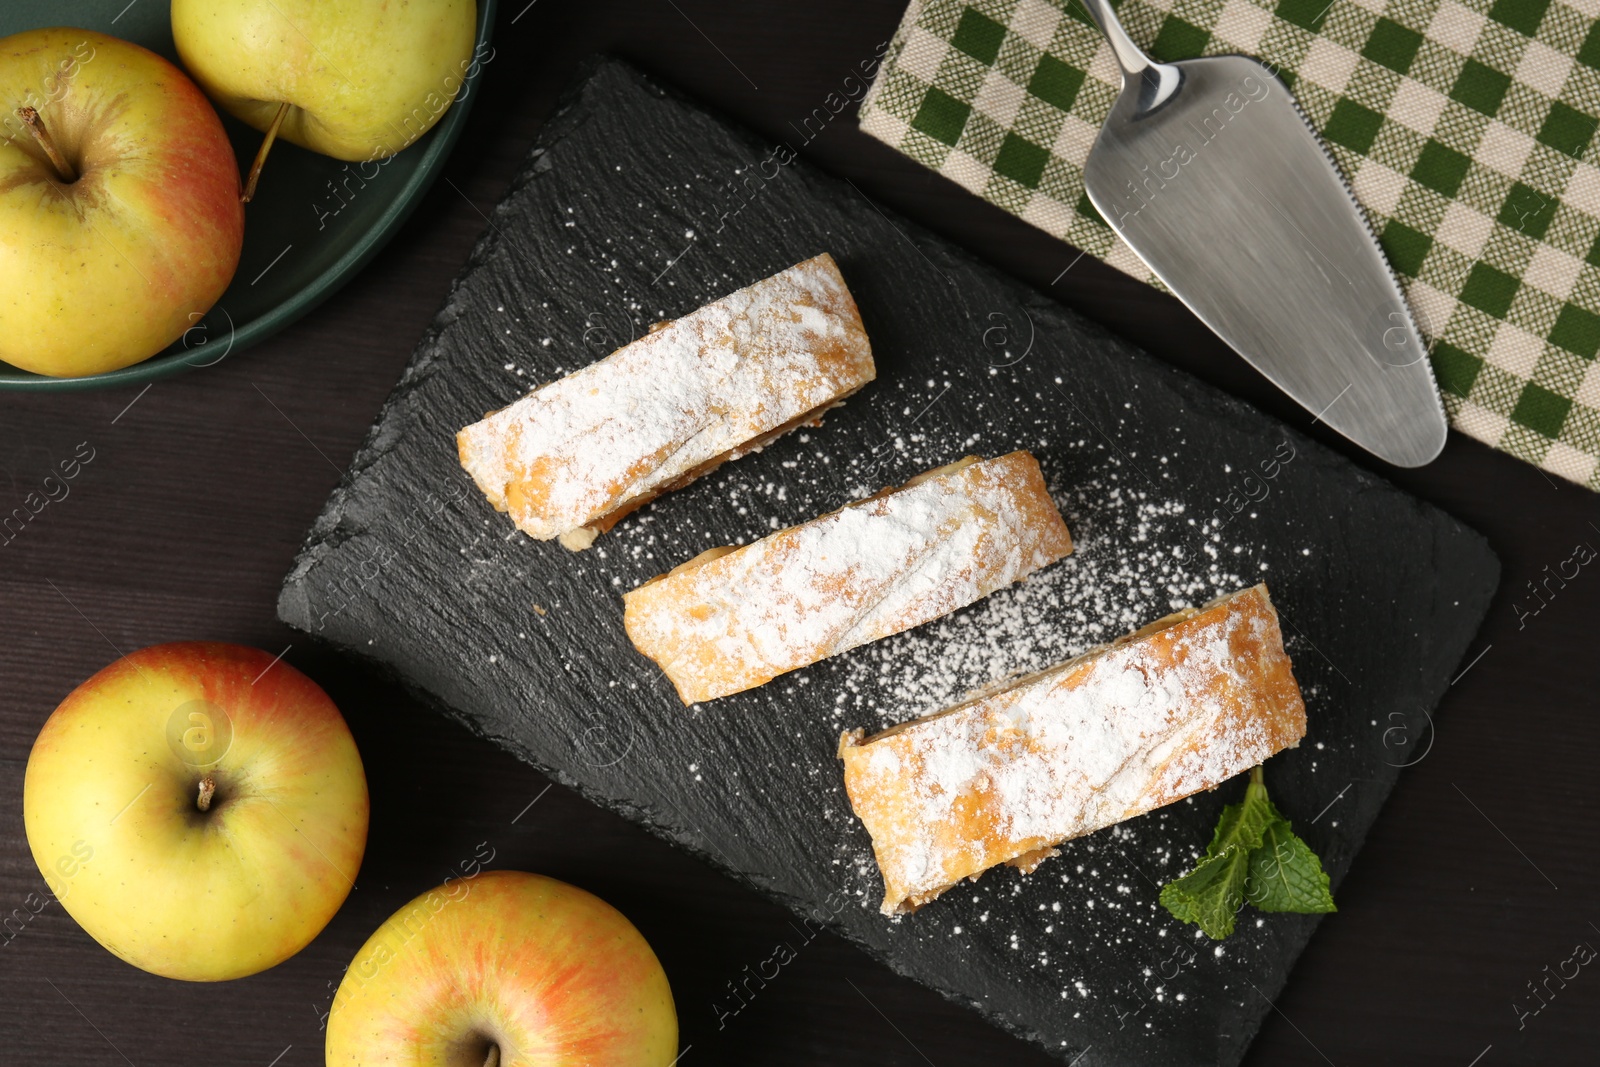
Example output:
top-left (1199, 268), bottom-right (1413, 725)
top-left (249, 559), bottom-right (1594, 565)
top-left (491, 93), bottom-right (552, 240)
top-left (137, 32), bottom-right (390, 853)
top-left (1159, 766), bottom-right (1335, 939)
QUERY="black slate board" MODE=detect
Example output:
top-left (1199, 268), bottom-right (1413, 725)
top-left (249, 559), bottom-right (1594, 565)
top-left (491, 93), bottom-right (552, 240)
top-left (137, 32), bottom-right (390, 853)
top-left (278, 58), bottom-right (1499, 1066)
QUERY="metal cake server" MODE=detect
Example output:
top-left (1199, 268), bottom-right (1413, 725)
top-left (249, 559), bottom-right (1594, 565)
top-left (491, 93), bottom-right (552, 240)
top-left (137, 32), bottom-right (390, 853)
top-left (1078, 0), bottom-right (1447, 467)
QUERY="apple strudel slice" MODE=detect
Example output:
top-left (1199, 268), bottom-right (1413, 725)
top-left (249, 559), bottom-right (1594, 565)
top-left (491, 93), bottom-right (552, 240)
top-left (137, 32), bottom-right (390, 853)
top-left (457, 253), bottom-right (875, 551)
top-left (623, 451), bottom-right (1073, 704)
top-left (838, 584), bottom-right (1307, 915)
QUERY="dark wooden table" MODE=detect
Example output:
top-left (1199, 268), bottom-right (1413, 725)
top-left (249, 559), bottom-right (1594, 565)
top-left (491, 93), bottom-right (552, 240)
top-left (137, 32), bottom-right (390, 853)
top-left (2, 3), bottom-right (1594, 1064)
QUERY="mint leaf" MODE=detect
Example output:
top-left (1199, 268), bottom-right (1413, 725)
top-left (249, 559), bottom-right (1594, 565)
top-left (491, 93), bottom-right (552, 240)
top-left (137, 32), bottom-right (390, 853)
top-left (1158, 845), bottom-right (1250, 940)
top-left (1245, 819), bottom-right (1336, 914)
top-left (1160, 766), bottom-right (1336, 939)
top-left (1204, 774), bottom-right (1277, 859)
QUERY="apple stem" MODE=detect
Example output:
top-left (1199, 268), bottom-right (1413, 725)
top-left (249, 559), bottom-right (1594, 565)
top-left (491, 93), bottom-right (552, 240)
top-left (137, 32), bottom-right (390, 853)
top-left (482, 1046), bottom-right (499, 1067)
top-left (196, 776), bottom-right (216, 813)
top-left (15, 107), bottom-right (77, 183)
top-left (241, 101), bottom-right (291, 204)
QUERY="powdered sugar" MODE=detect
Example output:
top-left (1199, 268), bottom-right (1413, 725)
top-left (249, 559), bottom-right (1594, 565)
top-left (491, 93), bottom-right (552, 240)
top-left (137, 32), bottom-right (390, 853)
top-left (623, 452), bottom-right (1073, 703)
top-left (841, 586), bottom-right (1304, 912)
top-left (457, 253), bottom-right (873, 541)
top-left (831, 478), bottom-right (1251, 730)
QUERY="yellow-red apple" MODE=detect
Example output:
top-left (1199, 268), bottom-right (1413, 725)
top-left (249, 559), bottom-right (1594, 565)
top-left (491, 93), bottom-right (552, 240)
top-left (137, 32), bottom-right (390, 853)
top-left (327, 870), bottom-right (678, 1066)
top-left (0, 29), bottom-right (245, 377)
top-left (171, 0), bottom-right (479, 163)
top-left (23, 642), bottom-right (367, 981)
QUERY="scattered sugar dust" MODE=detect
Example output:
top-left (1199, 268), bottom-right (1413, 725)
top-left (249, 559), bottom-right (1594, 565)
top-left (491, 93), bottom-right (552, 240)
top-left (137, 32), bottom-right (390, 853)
top-left (832, 473), bottom-right (1248, 732)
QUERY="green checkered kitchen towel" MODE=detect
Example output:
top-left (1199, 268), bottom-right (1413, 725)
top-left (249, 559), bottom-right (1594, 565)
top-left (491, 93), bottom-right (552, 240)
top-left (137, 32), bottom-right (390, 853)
top-left (859, 0), bottom-right (1600, 488)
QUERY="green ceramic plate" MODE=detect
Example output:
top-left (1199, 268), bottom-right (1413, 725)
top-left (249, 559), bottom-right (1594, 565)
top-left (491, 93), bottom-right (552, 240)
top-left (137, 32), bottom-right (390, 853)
top-left (0, 0), bottom-right (497, 391)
